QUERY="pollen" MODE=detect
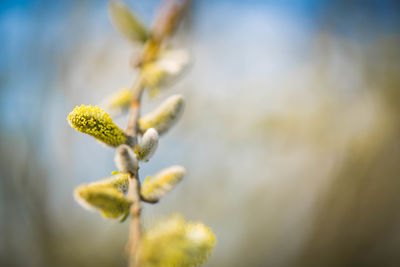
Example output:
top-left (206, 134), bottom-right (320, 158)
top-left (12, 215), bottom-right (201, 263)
top-left (67, 105), bottom-right (127, 147)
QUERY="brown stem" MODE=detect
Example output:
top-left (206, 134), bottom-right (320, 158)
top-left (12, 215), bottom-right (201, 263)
top-left (127, 174), bottom-right (142, 267)
top-left (126, 76), bottom-right (145, 143)
top-left (125, 76), bottom-right (145, 267)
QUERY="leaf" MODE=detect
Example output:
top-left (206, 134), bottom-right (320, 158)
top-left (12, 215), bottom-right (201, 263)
top-left (141, 166), bottom-right (185, 202)
top-left (109, 0), bottom-right (149, 43)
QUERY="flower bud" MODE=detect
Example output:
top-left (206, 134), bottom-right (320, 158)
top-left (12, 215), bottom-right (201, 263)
top-left (138, 94), bottom-right (184, 135)
top-left (74, 184), bottom-right (131, 219)
top-left (134, 128), bottom-right (159, 162)
top-left (114, 144), bottom-right (138, 173)
top-left (67, 105), bottom-right (127, 147)
top-left (141, 165), bottom-right (185, 202)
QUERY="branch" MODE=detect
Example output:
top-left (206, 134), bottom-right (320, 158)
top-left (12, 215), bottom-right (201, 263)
top-left (125, 76), bottom-right (145, 267)
top-left (126, 76), bottom-right (145, 144)
top-left (124, 1), bottom-right (191, 266)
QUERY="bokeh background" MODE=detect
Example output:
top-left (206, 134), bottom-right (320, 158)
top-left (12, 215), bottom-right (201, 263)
top-left (1, 0), bottom-right (400, 266)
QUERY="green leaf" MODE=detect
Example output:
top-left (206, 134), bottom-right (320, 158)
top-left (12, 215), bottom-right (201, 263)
top-left (109, 0), bottom-right (148, 43)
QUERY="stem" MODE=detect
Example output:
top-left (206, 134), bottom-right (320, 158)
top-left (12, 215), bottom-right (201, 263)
top-left (126, 76), bottom-right (145, 267)
top-left (123, 2), bottom-right (191, 266)
top-left (127, 175), bottom-right (141, 267)
top-left (126, 76), bottom-right (145, 143)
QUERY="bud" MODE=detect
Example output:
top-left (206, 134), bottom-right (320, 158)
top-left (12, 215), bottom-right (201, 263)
top-left (108, 0), bottom-right (148, 43)
top-left (134, 128), bottom-right (159, 162)
top-left (138, 214), bottom-right (216, 267)
top-left (138, 95), bottom-right (184, 135)
top-left (74, 184), bottom-right (132, 219)
top-left (114, 144), bottom-right (138, 173)
top-left (67, 105), bottom-right (127, 147)
top-left (141, 165), bottom-right (185, 202)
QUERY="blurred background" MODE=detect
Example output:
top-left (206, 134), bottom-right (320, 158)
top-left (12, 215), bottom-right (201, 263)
top-left (1, 0), bottom-right (400, 266)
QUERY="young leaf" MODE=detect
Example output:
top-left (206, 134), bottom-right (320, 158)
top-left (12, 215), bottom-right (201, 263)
top-left (138, 214), bottom-right (216, 267)
top-left (67, 105), bottom-right (127, 147)
top-left (141, 165), bottom-right (185, 202)
top-left (74, 184), bottom-right (132, 219)
top-left (134, 128), bottom-right (159, 162)
top-left (138, 94), bottom-right (185, 135)
top-left (109, 0), bottom-right (149, 43)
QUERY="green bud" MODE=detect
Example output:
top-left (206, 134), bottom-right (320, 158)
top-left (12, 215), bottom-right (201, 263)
top-left (141, 165), bottom-right (185, 202)
top-left (138, 95), bottom-right (185, 135)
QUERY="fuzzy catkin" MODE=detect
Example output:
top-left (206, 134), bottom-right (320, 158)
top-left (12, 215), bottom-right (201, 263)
top-left (67, 105), bottom-right (127, 147)
top-left (74, 184), bottom-right (131, 219)
top-left (138, 214), bottom-right (216, 267)
top-left (135, 128), bottom-right (159, 162)
top-left (141, 165), bottom-right (185, 202)
top-left (138, 94), bottom-right (184, 135)
top-left (115, 144), bottom-right (138, 173)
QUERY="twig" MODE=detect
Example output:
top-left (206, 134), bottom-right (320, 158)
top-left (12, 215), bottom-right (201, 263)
top-left (124, 1), bottom-right (191, 266)
top-left (125, 76), bottom-right (145, 267)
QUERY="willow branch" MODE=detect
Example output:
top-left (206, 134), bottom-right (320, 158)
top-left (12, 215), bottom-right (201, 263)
top-left (125, 75), bottom-right (145, 267)
top-left (124, 2), bottom-right (191, 266)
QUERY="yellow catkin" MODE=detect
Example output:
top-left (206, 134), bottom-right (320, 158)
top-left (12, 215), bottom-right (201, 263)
top-left (139, 214), bottom-right (216, 267)
top-left (138, 95), bottom-right (184, 135)
top-left (141, 166), bottom-right (185, 202)
top-left (141, 62), bottom-right (167, 89)
top-left (67, 105), bottom-right (127, 147)
top-left (107, 88), bottom-right (132, 111)
top-left (91, 173), bottom-right (130, 193)
top-left (74, 184), bottom-right (132, 219)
